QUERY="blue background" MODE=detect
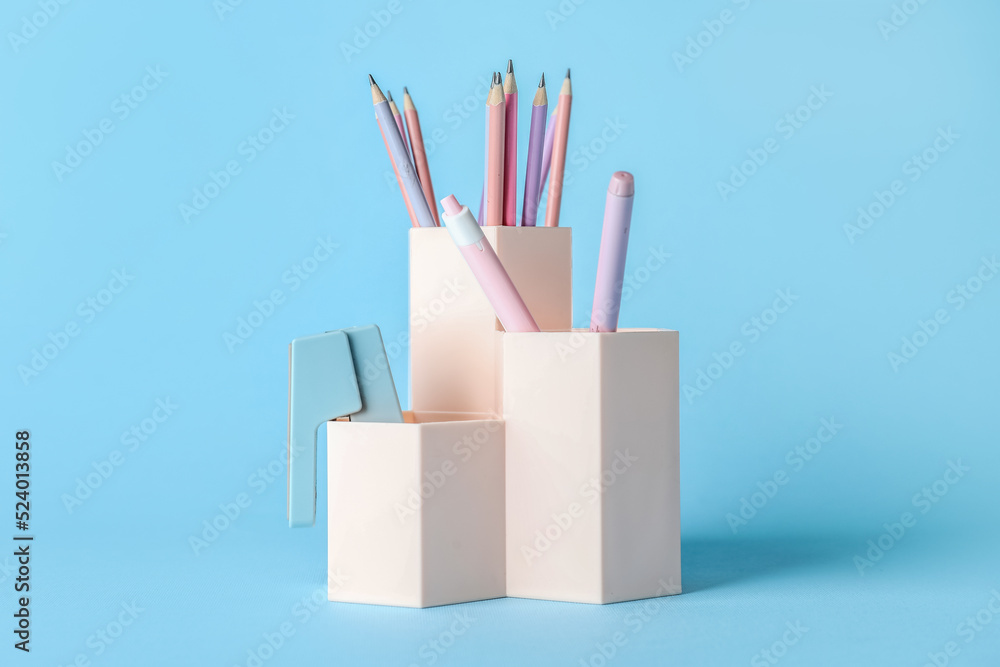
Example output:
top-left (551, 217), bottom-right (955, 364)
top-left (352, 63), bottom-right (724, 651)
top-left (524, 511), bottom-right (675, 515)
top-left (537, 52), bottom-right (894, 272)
top-left (2, 0), bottom-right (999, 665)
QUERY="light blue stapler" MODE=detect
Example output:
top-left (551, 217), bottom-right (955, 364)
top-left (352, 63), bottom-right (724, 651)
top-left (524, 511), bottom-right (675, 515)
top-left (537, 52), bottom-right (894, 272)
top-left (287, 324), bottom-right (403, 527)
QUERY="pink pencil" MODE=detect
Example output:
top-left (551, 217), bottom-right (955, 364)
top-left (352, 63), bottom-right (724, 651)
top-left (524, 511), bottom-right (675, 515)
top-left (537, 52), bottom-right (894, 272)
top-left (544, 69), bottom-right (572, 227)
top-left (387, 91), bottom-right (411, 162)
top-left (538, 109), bottom-right (558, 205)
top-left (502, 60), bottom-right (518, 226)
top-left (402, 87), bottom-right (440, 225)
top-left (485, 72), bottom-right (505, 227)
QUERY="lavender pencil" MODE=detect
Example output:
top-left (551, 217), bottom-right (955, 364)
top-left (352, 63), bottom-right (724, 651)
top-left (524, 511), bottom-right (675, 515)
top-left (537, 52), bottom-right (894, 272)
top-left (520, 74), bottom-right (548, 227)
top-left (538, 109), bottom-right (558, 205)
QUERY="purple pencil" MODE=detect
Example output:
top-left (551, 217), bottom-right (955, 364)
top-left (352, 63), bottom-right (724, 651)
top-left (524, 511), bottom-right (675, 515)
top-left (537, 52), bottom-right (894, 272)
top-left (538, 108), bottom-right (558, 205)
top-left (520, 74), bottom-right (548, 227)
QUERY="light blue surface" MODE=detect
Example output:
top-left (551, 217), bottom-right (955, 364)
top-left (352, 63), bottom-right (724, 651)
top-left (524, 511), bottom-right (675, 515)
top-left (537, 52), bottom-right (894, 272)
top-left (2, 0), bottom-right (998, 665)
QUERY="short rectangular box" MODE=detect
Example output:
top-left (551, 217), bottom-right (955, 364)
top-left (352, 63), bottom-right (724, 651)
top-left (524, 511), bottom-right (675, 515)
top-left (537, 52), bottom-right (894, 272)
top-left (502, 329), bottom-right (681, 604)
top-left (410, 226), bottom-right (572, 415)
top-left (327, 411), bottom-right (505, 608)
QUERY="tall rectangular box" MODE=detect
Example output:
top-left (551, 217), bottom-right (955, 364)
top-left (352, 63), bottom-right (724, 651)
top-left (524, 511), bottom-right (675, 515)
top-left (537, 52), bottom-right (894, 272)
top-left (410, 227), bottom-right (572, 415)
top-left (326, 412), bottom-right (505, 608)
top-left (502, 329), bottom-right (681, 604)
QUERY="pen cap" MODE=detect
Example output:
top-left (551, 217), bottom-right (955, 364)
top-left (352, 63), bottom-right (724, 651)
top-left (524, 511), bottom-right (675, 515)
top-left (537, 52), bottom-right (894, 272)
top-left (440, 195), bottom-right (485, 247)
top-left (608, 171), bottom-right (634, 197)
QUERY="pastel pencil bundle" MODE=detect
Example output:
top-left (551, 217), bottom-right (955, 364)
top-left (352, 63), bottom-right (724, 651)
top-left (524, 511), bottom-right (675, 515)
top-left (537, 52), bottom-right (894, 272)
top-left (369, 75), bottom-right (436, 228)
top-left (520, 74), bottom-right (547, 227)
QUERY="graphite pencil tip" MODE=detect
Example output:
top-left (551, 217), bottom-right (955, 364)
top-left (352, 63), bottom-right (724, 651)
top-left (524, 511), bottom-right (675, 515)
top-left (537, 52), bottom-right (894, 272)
top-left (507, 59), bottom-right (514, 74)
top-left (403, 86), bottom-right (409, 95)
top-left (566, 68), bottom-right (571, 79)
top-left (369, 75), bottom-right (386, 105)
top-left (539, 73), bottom-right (545, 88)
top-left (386, 89), bottom-right (394, 102)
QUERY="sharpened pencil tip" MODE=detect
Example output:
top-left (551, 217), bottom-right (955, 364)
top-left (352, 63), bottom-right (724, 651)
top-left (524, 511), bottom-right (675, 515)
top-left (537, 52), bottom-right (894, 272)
top-left (539, 73), bottom-right (545, 87)
top-left (403, 86), bottom-right (409, 95)
top-left (493, 71), bottom-right (501, 86)
top-left (368, 74), bottom-right (376, 86)
top-left (566, 68), bottom-right (571, 79)
top-left (507, 59), bottom-right (514, 74)
top-left (386, 90), bottom-right (394, 102)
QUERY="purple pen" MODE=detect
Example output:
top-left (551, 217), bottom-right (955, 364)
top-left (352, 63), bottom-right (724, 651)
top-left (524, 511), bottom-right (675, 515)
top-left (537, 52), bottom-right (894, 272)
top-left (520, 74), bottom-right (548, 227)
top-left (590, 172), bottom-right (635, 332)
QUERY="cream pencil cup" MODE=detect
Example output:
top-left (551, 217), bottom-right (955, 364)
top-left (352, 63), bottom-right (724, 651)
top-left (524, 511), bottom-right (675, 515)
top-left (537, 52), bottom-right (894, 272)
top-left (440, 194), bottom-right (539, 333)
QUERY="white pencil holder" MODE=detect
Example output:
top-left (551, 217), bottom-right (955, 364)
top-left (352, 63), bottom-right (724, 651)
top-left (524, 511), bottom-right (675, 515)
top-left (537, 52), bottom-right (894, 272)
top-left (326, 411), bottom-right (505, 608)
top-left (502, 329), bottom-right (681, 604)
top-left (409, 226), bottom-right (572, 415)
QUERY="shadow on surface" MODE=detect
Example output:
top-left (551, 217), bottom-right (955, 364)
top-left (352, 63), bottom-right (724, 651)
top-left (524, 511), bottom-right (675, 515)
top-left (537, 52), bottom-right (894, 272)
top-left (681, 534), bottom-right (854, 594)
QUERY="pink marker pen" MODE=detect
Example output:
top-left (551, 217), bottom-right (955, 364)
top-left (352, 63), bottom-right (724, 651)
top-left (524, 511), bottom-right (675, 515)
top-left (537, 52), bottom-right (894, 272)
top-left (440, 194), bottom-right (540, 333)
top-left (590, 171), bottom-right (635, 333)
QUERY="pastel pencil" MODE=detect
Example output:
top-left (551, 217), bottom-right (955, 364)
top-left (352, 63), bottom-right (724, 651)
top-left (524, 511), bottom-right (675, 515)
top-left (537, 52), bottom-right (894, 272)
top-left (485, 72), bottom-right (505, 226)
top-left (502, 59), bottom-right (518, 226)
top-left (370, 75), bottom-right (435, 228)
top-left (386, 90), bottom-right (410, 162)
top-left (378, 120), bottom-right (417, 227)
top-left (544, 69), bottom-right (572, 227)
top-left (538, 109), bottom-right (558, 204)
top-left (403, 87), bottom-right (440, 225)
top-left (520, 73), bottom-right (547, 227)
